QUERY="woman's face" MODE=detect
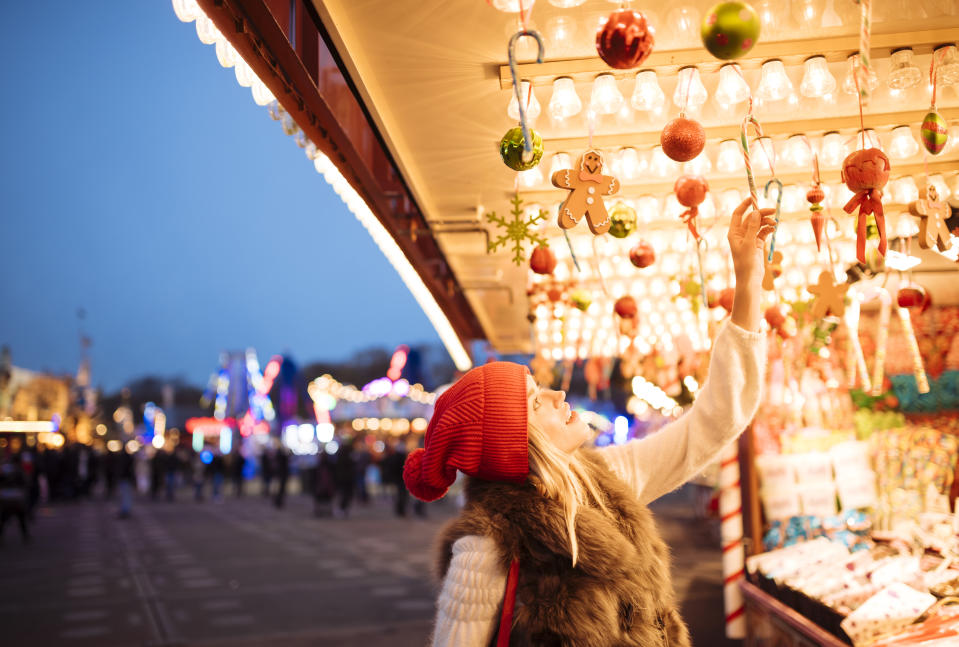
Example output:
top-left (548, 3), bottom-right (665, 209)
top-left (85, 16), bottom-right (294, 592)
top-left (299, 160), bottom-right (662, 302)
top-left (526, 374), bottom-right (591, 453)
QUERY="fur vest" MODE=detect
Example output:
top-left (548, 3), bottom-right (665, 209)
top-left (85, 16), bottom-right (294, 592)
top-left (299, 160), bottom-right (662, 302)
top-left (436, 449), bottom-right (691, 647)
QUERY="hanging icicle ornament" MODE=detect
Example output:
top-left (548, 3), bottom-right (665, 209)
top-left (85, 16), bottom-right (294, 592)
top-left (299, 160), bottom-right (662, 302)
top-left (596, 7), bottom-right (655, 69)
top-left (700, 1), bottom-right (761, 61)
top-left (921, 48), bottom-right (950, 155)
top-left (501, 24), bottom-right (545, 171)
top-left (551, 149), bottom-right (621, 235)
top-left (674, 175), bottom-right (709, 240)
top-left (806, 154), bottom-right (826, 252)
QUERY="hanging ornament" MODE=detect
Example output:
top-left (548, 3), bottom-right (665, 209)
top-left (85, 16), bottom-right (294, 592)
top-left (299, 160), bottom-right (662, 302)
top-left (596, 9), bottom-right (654, 69)
top-left (501, 126), bottom-right (544, 171)
top-left (661, 116), bottom-right (706, 163)
top-left (547, 284), bottom-right (564, 303)
top-left (674, 175), bottom-right (709, 240)
top-left (569, 289), bottom-right (592, 311)
top-left (608, 201), bottom-right (637, 239)
top-left (921, 111), bottom-right (949, 155)
top-left (764, 304), bottom-right (796, 339)
top-left (717, 287), bottom-right (736, 313)
top-left (808, 270), bottom-right (848, 319)
top-left (806, 186), bottom-right (825, 252)
top-left (762, 250), bottom-right (783, 291)
top-left (841, 147), bottom-right (890, 264)
top-left (503, 27), bottom-right (545, 170)
top-left (551, 149), bottom-right (621, 235)
top-left (529, 243), bottom-right (558, 274)
top-left (629, 240), bottom-right (656, 268)
top-left (908, 181), bottom-right (952, 252)
top-left (614, 295), bottom-right (638, 319)
top-left (700, 1), bottom-right (760, 61)
top-left (896, 285), bottom-right (932, 313)
top-left (487, 194), bottom-right (549, 265)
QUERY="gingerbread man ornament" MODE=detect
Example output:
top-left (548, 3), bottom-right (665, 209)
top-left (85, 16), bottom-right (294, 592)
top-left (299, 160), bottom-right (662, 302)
top-left (807, 270), bottom-right (848, 319)
top-left (909, 182), bottom-right (952, 252)
top-left (762, 250), bottom-right (783, 291)
top-left (551, 149), bottom-right (620, 235)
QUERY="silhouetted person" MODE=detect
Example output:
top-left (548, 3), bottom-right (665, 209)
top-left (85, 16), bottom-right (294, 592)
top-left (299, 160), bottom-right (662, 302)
top-left (353, 439), bottom-right (371, 506)
top-left (381, 439), bottom-right (408, 517)
top-left (333, 442), bottom-right (356, 518)
top-left (273, 448), bottom-right (289, 509)
top-left (210, 452), bottom-right (225, 502)
top-left (313, 451), bottom-right (335, 517)
top-left (116, 449), bottom-right (135, 519)
top-left (150, 449), bottom-right (165, 501)
top-left (230, 451), bottom-right (245, 497)
top-left (261, 449), bottom-right (274, 497)
top-left (0, 458), bottom-right (30, 542)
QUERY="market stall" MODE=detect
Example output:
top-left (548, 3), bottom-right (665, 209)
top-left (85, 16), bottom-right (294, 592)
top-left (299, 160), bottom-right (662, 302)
top-left (170, 0), bottom-right (959, 643)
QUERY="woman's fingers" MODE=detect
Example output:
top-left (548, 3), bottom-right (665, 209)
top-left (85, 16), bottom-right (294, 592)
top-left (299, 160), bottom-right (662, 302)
top-left (730, 197), bottom-right (753, 229)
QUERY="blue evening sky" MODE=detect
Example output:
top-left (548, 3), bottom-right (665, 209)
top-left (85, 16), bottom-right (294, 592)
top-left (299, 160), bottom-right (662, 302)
top-left (0, 1), bottom-right (442, 391)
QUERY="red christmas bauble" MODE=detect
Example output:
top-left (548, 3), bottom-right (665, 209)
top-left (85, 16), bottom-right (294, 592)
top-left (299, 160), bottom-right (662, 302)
top-left (596, 10), bottom-right (655, 69)
top-left (674, 175), bottom-right (709, 207)
top-left (547, 286), bottom-right (563, 303)
top-left (629, 240), bottom-right (656, 268)
top-left (614, 295), bottom-right (638, 319)
top-left (661, 117), bottom-right (706, 162)
top-left (718, 287), bottom-right (735, 312)
top-left (529, 244), bottom-right (557, 275)
top-left (764, 305), bottom-right (786, 329)
top-left (841, 148), bottom-right (891, 192)
top-left (897, 286), bottom-right (932, 312)
top-left (806, 186), bottom-right (825, 204)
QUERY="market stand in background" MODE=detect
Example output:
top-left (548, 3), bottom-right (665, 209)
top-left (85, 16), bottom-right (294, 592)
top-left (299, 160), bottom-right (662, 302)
top-left (170, 0), bottom-right (959, 644)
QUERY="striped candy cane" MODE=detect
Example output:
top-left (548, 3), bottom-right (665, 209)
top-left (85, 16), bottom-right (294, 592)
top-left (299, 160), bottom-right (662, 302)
top-left (896, 306), bottom-right (930, 394)
top-left (870, 288), bottom-right (891, 396)
top-left (856, 0), bottom-right (872, 105)
top-left (719, 442), bottom-right (745, 638)
top-left (739, 112), bottom-right (764, 211)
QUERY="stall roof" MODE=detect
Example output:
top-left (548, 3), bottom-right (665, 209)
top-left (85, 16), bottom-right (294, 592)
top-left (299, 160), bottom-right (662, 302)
top-left (192, 0), bottom-right (959, 365)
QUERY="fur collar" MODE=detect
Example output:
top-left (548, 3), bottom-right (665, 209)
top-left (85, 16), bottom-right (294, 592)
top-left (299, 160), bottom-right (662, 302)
top-left (436, 449), bottom-right (691, 647)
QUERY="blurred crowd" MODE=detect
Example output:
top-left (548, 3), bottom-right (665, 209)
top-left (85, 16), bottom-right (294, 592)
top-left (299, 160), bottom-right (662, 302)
top-left (0, 433), bottom-right (429, 544)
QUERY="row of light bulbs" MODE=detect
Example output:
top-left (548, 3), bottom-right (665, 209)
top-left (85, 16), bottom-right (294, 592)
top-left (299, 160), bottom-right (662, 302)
top-left (516, 129), bottom-right (958, 189)
top-left (510, 47), bottom-right (959, 123)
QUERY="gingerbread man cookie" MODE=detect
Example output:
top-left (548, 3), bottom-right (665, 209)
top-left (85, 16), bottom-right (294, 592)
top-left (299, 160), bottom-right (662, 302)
top-left (762, 250), bottom-right (783, 291)
top-left (909, 182), bottom-right (952, 252)
top-left (807, 270), bottom-right (848, 319)
top-left (551, 149), bottom-right (620, 235)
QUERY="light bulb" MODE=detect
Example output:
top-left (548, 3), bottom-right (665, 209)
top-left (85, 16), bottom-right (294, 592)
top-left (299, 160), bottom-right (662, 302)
top-left (888, 125), bottom-right (919, 160)
top-left (784, 134), bottom-right (812, 168)
top-left (549, 152), bottom-right (572, 177)
top-left (757, 60), bottom-right (794, 101)
top-left (719, 189), bottom-right (743, 215)
top-left (750, 137), bottom-right (776, 175)
top-left (890, 177), bottom-right (919, 204)
top-left (683, 150), bottom-right (712, 176)
top-left (887, 49), bottom-right (922, 90)
top-left (591, 74), bottom-right (625, 115)
top-left (673, 67), bottom-right (707, 110)
top-left (792, 0), bottom-right (825, 26)
top-left (649, 145), bottom-right (679, 178)
top-left (754, 0), bottom-right (779, 36)
top-left (666, 6), bottom-right (701, 46)
top-left (195, 14), bottom-right (219, 45)
top-left (518, 165), bottom-right (544, 189)
top-left (547, 0), bottom-right (585, 7)
top-left (488, 0), bottom-right (536, 12)
top-left (631, 70), bottom-right (665, 112)
top-left (215, 38), bottom-right (237, 68)
top-left (781, 185), bottom-right (806, 213)
top-left (842, 54), bottom-right (879, 95)
top-left (715, 64), bottom-right (751, 106)
top-left (545, 15), bottom-right (576, 55)
top-left (800, 56), bottom-right (837, 98)
top-left (636, 195), bottom-right (661, 223)
top-left (848, 129), bottom-right (882, 151)
top-left (716, 139), bottom-right (745, 173)
top-left (508, 80), bottom-right (541, 122)
top-left (819, 132), bottom-right (846, 168)
top-left (616, 147), bottom-right (645, 181)
top-left (548, 77), bottom-right (581, 121)
top-left (172, 0), bottom-right (201, 22)
top-left (934, 45), bottom-right (959, 86)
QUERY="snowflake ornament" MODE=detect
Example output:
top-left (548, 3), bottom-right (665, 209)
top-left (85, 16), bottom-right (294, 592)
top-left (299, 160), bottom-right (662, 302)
top-left (486, 194), bottom-right (549, 265)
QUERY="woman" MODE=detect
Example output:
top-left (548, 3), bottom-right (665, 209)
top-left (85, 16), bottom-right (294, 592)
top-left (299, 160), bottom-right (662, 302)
top-left (404, 199), bottom-right (775, 647)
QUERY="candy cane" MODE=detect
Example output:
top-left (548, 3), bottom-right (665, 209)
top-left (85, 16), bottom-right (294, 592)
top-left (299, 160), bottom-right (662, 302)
top-left (507, 29), bottom-right (544, 161)
top-left (739, 111), bottom-right (764, 211)
top-left (870, 288), bottom-right (891, 396)
top-left (844, 296), bottom-right (873, 392)
top-left (718, 442), bottom-right (745, 638)
top-left (896, 306), bottom-right (930, 394)
top-left (765, 178), bottom-right (783, 263)
top-left (856, 0), bottom-right (872, 105)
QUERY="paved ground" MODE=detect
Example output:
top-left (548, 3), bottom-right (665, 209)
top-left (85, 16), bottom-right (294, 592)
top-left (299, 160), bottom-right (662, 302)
top-left (0, 485), bottom-right (738, 646)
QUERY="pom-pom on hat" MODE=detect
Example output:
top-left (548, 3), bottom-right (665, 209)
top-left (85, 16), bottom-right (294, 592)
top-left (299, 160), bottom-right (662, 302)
top-left (403, 362), bottom-right (529, 502)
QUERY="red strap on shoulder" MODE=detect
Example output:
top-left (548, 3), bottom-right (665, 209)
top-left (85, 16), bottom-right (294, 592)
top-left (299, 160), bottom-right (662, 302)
top-left (495, 559), bottom-right (520, 647)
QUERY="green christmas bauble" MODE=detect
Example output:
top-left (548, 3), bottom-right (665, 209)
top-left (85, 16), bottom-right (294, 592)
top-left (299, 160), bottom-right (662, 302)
top-left (921, 110), bottom-right (948, 155)
top-left (500, 126), bottom-right (544, 171)
top-left (701, 1), bottom-right (760, 60)
top-left (607, 202), bottom-right (637, 239)
top-left (569, 289), bottom-right (592, 312)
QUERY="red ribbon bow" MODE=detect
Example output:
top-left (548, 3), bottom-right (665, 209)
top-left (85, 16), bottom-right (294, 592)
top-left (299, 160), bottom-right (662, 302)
top-left (843, 189), bottom-right (887, 264)
top-left (680, 207), bottom-right (700, 240)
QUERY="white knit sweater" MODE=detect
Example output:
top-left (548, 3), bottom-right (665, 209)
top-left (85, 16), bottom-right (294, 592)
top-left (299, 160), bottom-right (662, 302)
top-left (432, 321), bottom-right (766, 647)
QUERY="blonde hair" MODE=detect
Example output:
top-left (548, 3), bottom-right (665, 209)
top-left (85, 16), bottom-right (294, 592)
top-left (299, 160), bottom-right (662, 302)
top-left (526, 422), bottom-right (612, 566)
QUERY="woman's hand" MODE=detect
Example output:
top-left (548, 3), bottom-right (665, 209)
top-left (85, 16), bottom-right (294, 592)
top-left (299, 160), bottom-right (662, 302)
top-left (727, 198), bottom-right (778, 332)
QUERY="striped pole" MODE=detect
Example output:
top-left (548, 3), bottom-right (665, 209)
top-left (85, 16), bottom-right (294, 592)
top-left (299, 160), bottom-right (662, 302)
top-left (869, 288), bottom-right (891, 396)
top-left (719, 442), bottom-right (745, 638)
top-left (856, 0), bottom-right (872, 105)
top-left (896, 306), bottom-right (930, 394)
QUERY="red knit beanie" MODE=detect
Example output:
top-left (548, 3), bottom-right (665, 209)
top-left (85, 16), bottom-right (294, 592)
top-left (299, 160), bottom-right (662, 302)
top-left (403, 362), bottom-right (529, 502)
